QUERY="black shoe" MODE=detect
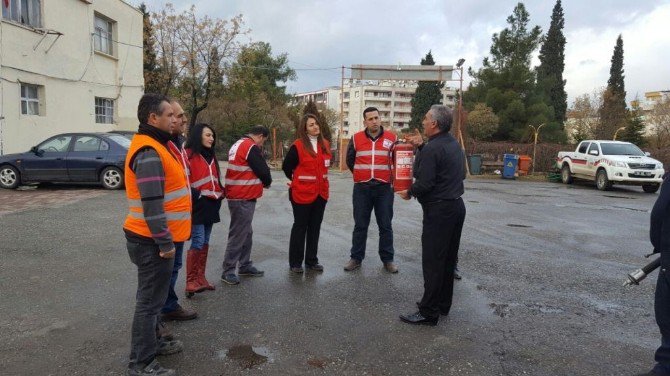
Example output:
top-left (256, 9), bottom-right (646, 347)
top-left (399, 311), bottom-right (438, 326)
top-left (290, 266), bottom-right (304, 274)
top-left (306, 263), bottom-right (324, 272)
top-left (454, 268), bottom-right (462, 280)
top-left (415, 301), bottom-right (449, 316)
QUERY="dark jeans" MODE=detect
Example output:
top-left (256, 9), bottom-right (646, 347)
top-left (654, 267), bottom-right (670, 375)
top-left (190, 223), bottom-right (214, 250)
top-left (418, 198), bottom-right (466, 319)
top-left (289, 196), bottom-right (327, 267)
top-left (350, 182), bottom-right (394, 262)
top-left (223, 200), bottom-right (256, 275)
top-left (127, 241), bottom-right (174, 368)
top-left (161, 242), bottom-right (184, 314)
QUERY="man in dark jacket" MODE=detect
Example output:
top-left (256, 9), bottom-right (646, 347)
top-left (397, 104), bottom-right (466, 326)
top-left (640, 176), bottom-right (670, 375)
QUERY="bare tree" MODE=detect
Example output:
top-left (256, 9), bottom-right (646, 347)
top-left (647, 98), bottom-right (670, 148)
top-left (567, 90), bottom-right (602, 142)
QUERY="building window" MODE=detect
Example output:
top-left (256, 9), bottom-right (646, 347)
top-left (2, 0), bottom-right (41, 27)
top-left (94, 14), bottom-right (114, 55)
top-left (95, 97), bottom-right (114, 124)
top-left (20, 84), bottom-right (41, 115)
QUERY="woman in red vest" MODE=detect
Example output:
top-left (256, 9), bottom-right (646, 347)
top-left (282, 114), bottom-right (331, 273)
top-left (184, 123), bottom-right (225, 296)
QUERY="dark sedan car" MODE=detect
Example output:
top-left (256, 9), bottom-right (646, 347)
top-left (0, 132), bottom-right (130, 190)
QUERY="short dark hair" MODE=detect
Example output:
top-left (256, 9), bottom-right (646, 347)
top-left (363, 107), bottom-right (379, 119)
top-left (429, 105), bottom-right (453, 132)
top-left (248, 125), bottom-right (269, 137)
top-left (137, 93), bottom-right (170, 124)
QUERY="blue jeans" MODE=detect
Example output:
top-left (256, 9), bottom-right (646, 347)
top-left (161, 242), bottom-right (184, 314)
top-left (350, 182), bottom-right (394, 263)
top-left (190, 223), bottom-right (214, 250)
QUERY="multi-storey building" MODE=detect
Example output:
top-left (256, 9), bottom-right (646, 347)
top-left (294, 81), bottom-right (458, 140)
top-left (0, 0), bottom-right (143, 154)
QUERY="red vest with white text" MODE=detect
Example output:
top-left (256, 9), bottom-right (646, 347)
top-left (352, 130), bottom-right (397, 183)
top-left (290, 139), bottom-right (331, 204)
top-left (225, 137), bottom-right (264, 200)
top-left (187, 150), bottom-right (224, 200)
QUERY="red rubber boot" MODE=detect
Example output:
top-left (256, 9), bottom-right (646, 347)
top-left (199, 244), bottom-right (215, 291)
top-left (185, 249), bottom-right (206, 297)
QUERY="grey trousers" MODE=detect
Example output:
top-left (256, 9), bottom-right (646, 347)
top-left (223, 199), bottom-right (256, 274)
top-left (127, 241), bottom-right (174, 368)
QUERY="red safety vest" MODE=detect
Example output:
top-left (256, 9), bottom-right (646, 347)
top-left (290, 139), bottom-right (331, 204)
top-left (352, 130), bottom-right (397, 183)
top-left (187, 150), bottom-right (224, 200)
top-left (225, 137), bottom-right (264, 200)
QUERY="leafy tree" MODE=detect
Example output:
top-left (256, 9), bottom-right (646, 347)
top-left (465, 2), bottom-right (545, 140)
top-left (409, 51), bottom-right (444, 131)
top-left (620, 101), bottom-right (646, 146)
top-left (466, 103), bottom-right (499, 141)
top-left (597, 35), bottom-right (628, 139)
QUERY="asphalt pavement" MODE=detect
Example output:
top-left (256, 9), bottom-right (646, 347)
top-left (0, 171), bottom-right (662, 375)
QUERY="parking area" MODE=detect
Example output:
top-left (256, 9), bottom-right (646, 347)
top-left (0, 171), bottom-right (662, 375)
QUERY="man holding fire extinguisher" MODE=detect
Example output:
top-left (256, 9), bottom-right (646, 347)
top-left (397, 104), bottom-right (466, 326)
top-left (345, 107), bottom-right (399, 273)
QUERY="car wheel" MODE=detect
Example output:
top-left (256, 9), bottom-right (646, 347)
top-left (100, 166), bottom-right (124, 190)
top-left (596, 169), bottom-right (612, 191)
top-left (643, 184), bottom-right (660, 193)
top-left (561, 164), bottom-right (573, 184)
top-left (0, 165), bottom-right (20, 189)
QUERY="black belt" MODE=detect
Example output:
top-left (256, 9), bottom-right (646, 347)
top-left (423, 197), bottom-right (461, 204)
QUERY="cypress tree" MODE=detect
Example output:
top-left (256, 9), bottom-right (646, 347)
top-left (597, 35), bottom-right (628, 139)
top-left (409, 51), bottom-right (444, 131)
top-left (536, 0), bottom-right (567, 122)
top-left (139, 3), bottom-right (160, 94)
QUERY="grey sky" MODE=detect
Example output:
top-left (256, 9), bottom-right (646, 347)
top-left (137, 0), bottom-right (670, 106)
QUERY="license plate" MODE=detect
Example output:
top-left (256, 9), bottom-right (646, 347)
top-left (634, 171), bottom-right (652, 176)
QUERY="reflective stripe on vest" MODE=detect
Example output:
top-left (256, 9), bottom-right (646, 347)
top-left (123, 134), bottom-right (192, 242)
top-left (225, 138), bottom-right (264, 199)
top-left (187, 152), bottom-right (224, 200)
top-left (290, 138), bottom-right (330, 204)
top-left (352, 130), bottom-right (396, 183)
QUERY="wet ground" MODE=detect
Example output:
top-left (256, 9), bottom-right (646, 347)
top-left (0, 171), bottom-right (662, 375)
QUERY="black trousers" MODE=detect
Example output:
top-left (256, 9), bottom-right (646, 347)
top-left (654, 267), bottom-right (670, 374)
top-left (418, 198), bottom-right (466, 319)
top-left (289, 196), bottom-right (327, 267)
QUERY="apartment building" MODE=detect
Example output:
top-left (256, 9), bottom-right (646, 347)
top-left (294, 81), bottom-right (458, 139)
top-left (0, 0), bottom-right (143, 154)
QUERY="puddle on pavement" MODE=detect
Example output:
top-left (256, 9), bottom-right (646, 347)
top-left (218, 345), bottom-right (274, 369)
top-left (506, 223), bottom-right (532, 228)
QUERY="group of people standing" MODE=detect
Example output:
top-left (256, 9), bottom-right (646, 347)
top-left (123, 93), bottom-right (467, 376)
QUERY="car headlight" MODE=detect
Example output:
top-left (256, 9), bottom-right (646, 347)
top-left (658, 163), bottom-right (664, 170)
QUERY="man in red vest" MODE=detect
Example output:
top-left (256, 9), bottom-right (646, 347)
top-left (221, 125), bottom-right (272, 285)
top-left (160, 100), bottom-right (197, 322)
top-left (344, 107), bottom-right (398, 273)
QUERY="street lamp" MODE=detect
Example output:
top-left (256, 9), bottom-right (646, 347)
top-left (613, 126), bottom-right (626, 140)
top-left (454, 58), bottom-right (468, 176)
top-left (528, 123), bottom-right (545, 175)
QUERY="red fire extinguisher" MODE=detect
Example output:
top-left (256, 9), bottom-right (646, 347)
top-left (391, 141), bottom-right (414, 192)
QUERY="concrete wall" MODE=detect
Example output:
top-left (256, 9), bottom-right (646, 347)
top-left (0, 0), bottom-right (143, 154)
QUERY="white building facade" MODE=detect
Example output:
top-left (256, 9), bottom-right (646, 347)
top-left (294, 81), bottom-right (458, 140)
top-left (0, 0), bottom-right (143, 154)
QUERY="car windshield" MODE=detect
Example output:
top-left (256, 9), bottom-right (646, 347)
top-left (600, 142), bottom-right (645, 156)
top-left (106, 135), bottom-right (131, 149)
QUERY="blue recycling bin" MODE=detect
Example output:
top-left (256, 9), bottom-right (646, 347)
top-left (502, 154), bottom-right (518, 179)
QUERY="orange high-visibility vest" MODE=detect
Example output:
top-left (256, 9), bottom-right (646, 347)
top-left (290, 139), bottom-right (330, 204)
top-left (124, 134), bottom-right (192, 242)
top-left (188, 150), bottom-right (224, 200)
top-left (352, 130), bottom-right (397, 183)
top-left (225, 137), bottom-right (264, 200)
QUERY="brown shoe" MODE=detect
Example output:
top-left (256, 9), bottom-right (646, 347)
top-left (156, 321), bottom-right (174, 341)
top-left (343, 258), bottom-right (361, 271)
top-left (384, 262), bottom-right (399, 274)
top-left (161, 305), bottom-right (198, 321)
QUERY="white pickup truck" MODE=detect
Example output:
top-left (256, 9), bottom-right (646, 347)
top-left (556, 140), bottom-right (665, 193)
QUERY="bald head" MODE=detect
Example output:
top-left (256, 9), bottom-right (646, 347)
top-left (170, 101), bottom-right (188, 135)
